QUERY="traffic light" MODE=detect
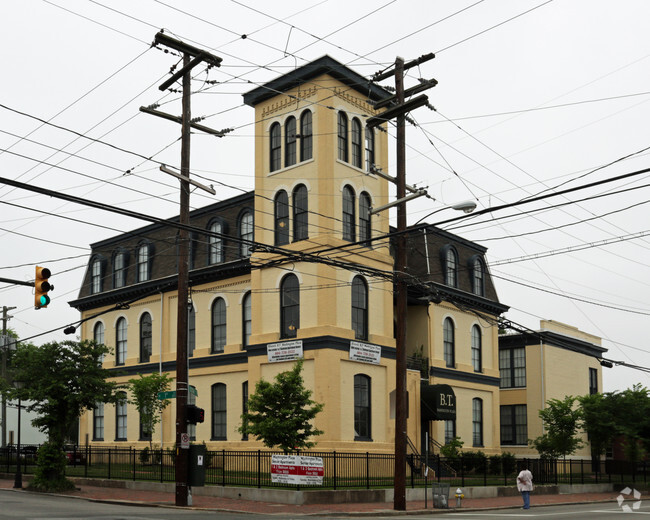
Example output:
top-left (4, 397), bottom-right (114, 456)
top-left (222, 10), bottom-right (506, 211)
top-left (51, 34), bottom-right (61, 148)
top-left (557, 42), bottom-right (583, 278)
top-left (186, 405), bottom-right (205, 424)
top-left (34, 266), bottom-right (52, 309)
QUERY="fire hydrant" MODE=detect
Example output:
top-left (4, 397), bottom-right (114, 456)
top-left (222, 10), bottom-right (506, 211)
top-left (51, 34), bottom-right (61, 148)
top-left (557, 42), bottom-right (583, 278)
top-left (455, 488), bottom-right (464, 508)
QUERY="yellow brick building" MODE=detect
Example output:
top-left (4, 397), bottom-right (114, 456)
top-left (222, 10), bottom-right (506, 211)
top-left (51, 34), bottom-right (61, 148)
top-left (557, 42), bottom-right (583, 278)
top-left (71, 56), bottom-right (509, 456)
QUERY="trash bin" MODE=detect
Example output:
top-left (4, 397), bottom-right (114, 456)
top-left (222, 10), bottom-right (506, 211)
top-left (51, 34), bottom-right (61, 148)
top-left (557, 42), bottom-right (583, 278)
top-left (188, 444), bottom-right (206, 487)
top-left (431, 482), bottom-right (450, 509)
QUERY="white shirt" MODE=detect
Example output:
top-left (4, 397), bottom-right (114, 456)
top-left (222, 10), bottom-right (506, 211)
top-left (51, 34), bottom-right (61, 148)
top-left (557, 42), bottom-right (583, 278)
top-left (517, 469), bottom-right (533, 492)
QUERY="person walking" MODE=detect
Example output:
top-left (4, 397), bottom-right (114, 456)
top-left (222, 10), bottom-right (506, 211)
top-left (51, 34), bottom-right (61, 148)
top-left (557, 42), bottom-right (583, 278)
top-left (517, 466), bottom-right (533, 509)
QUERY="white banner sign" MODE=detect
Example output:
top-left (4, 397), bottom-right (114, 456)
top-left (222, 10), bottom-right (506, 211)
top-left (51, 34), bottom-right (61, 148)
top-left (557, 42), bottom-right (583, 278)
top-left (267, 340), bottom-right (303, 363)
top-left (271, 454), bottom-right (324, 485)
top-left (349, 341), bottom-right (382, 364)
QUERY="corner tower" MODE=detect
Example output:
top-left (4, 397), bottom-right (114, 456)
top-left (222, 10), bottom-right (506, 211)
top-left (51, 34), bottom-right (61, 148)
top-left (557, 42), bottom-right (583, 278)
top-left (243, 56), bottom-right (395, 351)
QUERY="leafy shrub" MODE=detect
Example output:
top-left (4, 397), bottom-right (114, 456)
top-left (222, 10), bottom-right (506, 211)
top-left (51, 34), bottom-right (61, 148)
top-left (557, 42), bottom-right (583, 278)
top-left (30, 442), bottom-right (75, 492)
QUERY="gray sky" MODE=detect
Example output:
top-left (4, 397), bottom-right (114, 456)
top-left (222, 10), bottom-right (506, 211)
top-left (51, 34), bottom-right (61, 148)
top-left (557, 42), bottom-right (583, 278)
top-left (1, 0), bottom-right (649, 392)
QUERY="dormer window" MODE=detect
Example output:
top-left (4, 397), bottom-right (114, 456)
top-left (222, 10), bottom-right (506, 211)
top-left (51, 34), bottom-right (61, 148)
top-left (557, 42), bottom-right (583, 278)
top-left (113, 250), bottom-right (128, 289)
top-left (136, 242), bottom-right (153, 282)
top-left (441, 245), bottom-right (458, 287)
top-left (471, 256), bottom-right (485, 296)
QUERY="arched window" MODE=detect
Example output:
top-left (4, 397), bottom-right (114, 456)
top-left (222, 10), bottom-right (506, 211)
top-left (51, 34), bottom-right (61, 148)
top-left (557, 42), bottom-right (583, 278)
top-left (90, 256), bottom-right (103, 294)
top-left (208, 220), bottom-right (224, 265)
top-left (280, 274), bottom-right (300, 339)
top-left (443, 317), bottom-right (455, 368)
top-left (472, 256), bottom-right (485, 296)
top-left (113, 250), bottom-right (128, 289)
top-left (242, 291), bottom-right (252, 348)
top-left (342, 185), bottom-right (356, 241)
top-left (338, 111), bottom-right (348, 162)
top-left (211, 383), bottom-right (227, 440)
top-left (293, 184), bottom-right (308, 241)
top-left (274, 190), bottom-right (289, 246)
top-left (351, 276), bottom-right (368, 340)
top-left (351, 118), bottom-right (362, 168)
top-left (270, 122), bottom-right (281, 172)
top-left (471, 325), bottom-right (482, 372)
top-left (188, 305), bottom-right (195, 358)
top-left (300, 110), bottom-right (313, 161)
top-left (442, 245), bottom-right (458, 287)
top-left (365, 127), bottom-right (375, 171)
top-left (359, 192), bottom-right (371, 246)
top-left (472, 398), bottom-right (483, 447)
top-left (139, 312), bottom-right (152, 363)
top-left (136, 242), bottom-right (152, 282)
top-left (285, 116), bottom-right (297, 167)
top-left (116, 317), bottom-right (127, 366)
top-left (211, 297), bottom-right (227, 354)
top-left (94, 321), bottom-right (105, 364)
top-left (239, 211), bottom-right (254, 258)
top-left (354, 374), bottom-right (371, 440)
top-left (115, 392), bottom-right (127, 441)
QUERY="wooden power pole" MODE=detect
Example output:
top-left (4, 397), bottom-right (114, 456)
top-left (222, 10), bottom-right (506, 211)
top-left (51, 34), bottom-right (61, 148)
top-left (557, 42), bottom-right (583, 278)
top-left (142, 31), bottom-right (222, 507)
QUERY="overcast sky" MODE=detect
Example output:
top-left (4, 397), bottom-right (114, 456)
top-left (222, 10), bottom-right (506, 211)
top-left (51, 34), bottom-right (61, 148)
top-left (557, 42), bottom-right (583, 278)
top-left (1, 0), bottom-right (649, 393)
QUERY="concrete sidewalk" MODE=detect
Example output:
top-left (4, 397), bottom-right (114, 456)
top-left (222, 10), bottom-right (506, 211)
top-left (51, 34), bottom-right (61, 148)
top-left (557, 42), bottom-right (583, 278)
top-left (0, 478), bottom-right (621, 516)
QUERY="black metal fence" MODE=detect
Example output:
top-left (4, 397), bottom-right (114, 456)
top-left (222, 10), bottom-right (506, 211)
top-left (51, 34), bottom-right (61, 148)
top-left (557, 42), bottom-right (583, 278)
top-left (1, 445), bottom-right (647, 490)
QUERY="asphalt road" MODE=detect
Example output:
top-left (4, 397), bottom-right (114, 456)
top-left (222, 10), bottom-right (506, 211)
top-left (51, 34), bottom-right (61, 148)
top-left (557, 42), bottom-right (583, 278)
top-left (0, 489), bottom-right (645, 519)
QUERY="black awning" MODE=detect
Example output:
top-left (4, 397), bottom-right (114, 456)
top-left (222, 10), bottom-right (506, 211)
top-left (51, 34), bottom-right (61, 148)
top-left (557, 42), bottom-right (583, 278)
top-left (421, 384), bottom-right (456, 421)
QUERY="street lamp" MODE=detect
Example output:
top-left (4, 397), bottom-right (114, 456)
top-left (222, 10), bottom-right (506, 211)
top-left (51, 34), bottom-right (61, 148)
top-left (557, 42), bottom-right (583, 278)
top-left (13, 380), bottom-right (24, 489)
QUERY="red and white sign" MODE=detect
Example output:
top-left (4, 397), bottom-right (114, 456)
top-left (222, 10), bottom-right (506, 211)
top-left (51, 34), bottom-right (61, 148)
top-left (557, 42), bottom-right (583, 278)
top-left (271, 454), bottom-right (324, 485)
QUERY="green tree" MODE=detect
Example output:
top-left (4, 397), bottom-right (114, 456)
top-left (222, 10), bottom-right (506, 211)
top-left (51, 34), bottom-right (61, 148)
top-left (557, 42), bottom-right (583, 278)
top-left (613, 385), bottom-right (650, 462)
top-left (239, 359), bottom-right (324, 453)
top-left (577, 392), bottom-right (617, 458)
top-left (530, 396), bottom-right (583, 459)
top-left (8, 340), bottom-right (120, 491)
top-left (128, 372), bottom-right (173, 452)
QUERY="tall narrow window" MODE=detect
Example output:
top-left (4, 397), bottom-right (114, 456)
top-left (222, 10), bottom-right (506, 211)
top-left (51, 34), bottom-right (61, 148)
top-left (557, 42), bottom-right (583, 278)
top-left (211, 383), bottom-right (227, 440)
top-left (137, 243), bottom-right (150, 282)
top-left (94, 322), bottom-right (105, 364)
top-left (351, 118), bottom-right (362, 168)
top-left (444, 246), bottom-right (458, 287)
top-left (239, 211), bottom-right (254, 258)
top-left (115, 393), bottom-right (127, 441)
top-left (93, 402), bottom-right (104, 441)
top-left (274, 190), bottom-right (289, 246)
top-left (285, 116), bottom-right (296, 167)
top-left (338, 112), bottom-right (348, 162)
top-left (365, 127), bottom-right (375, 171)
top-left (342, 185), bottom-right (355, 241)
top-left (293, 184), bottom-right (308, 241)
top-left (270, 122), bottom-right (281, 172)
top-left (113, 251), bottom-right (127, 288)
top-left (354, 374), bottom-right (371, 440)
top-left (443, 318), bottom-right (455, 368)
top-left (589, 367), bottom-right (598, 395)
top-left (211, 297), bottom-right (227, 353)
top-left (139, 312), bottom-right (152, 363)
top-left (208, 221), bottom-right (223, 264)
top-left (188, 305), bottom-right (195, 358)
top-left (242, 381), bottom-right (249, 441)
top-left (242, 291), bottom-right (252, 348)
top-left (280, 274), bottom-right (300, 339)
top-left (359, 192), bottom-right (371, 246)
top-left (300, 110), bottom-right (312, 161)
top-left (351, 276), bottom-right (368, 340)
top-left (116, 317), bottom-right (127, 366)
top-left (91, 258), bottom-right (102, 294)
top-left (472, 398), bottom-right (483, 447)
top-left (444, 419), bottom-right (456, 445)
top-left (472, 257), bottom-right (485, 296)
top-left (471, 325), bottom-right (482, 372)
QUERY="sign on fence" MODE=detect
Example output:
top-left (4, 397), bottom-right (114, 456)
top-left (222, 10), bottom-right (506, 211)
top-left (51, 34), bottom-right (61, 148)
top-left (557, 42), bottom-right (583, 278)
top-left (270, 454), bottom-right (324, 485)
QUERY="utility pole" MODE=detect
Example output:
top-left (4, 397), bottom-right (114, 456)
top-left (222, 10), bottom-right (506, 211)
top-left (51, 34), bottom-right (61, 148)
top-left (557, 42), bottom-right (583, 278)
top-left (1, 306), bottom-right (17, 448)
top-left (143, 31), bottom-right (222, 507)
top-left (369, 53), bottom-right (435, 511)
